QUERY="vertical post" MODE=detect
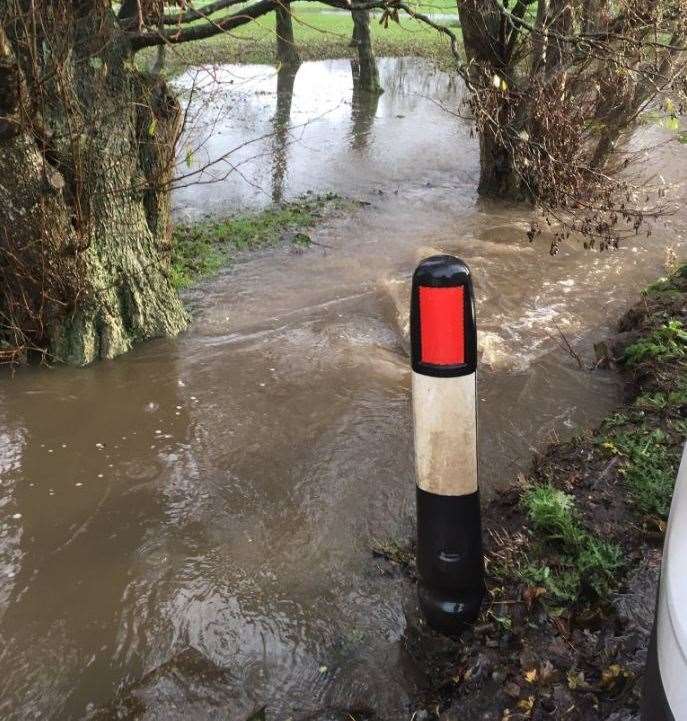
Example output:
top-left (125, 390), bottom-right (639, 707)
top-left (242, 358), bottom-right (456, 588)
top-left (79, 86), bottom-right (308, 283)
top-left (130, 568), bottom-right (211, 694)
top-left (410, 255), bottom-right (485, 636)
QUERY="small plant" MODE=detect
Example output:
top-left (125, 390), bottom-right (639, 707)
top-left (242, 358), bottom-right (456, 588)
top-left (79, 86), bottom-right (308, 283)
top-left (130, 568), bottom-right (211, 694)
top-left (517, 485), bottom-right (623, 605)
top-left (523, 485), bottom-right (583, 547)
top-left (643, 277), bottom-right (671, 295)
top-left (519, 563), bottom-right (581, 604)
top-left (635, 386), bottom-right (687, 412)
top-left (623, 320), bottom-right (687, 366)
top-left (602, 412), bottom-right (630, 429)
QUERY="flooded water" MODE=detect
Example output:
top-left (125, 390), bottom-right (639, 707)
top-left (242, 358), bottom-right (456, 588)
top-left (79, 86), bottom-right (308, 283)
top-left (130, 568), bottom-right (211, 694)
top-left (1, 58), bottom-right (685, 720)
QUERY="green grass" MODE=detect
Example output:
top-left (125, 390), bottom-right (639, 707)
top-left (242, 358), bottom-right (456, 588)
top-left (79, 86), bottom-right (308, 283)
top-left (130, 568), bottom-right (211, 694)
top-left (599, 427), bottom-right (680, 518)
top-left (634, 386), bottom-right (687, 412)
top-left (515, 485), bottom-right (624, 605)
top-left (596, 266), bottom-right (687, 520)
top-left (171, 193), bottom-right (340, 288)
top-left (140, 0), bottom-right (460, 73)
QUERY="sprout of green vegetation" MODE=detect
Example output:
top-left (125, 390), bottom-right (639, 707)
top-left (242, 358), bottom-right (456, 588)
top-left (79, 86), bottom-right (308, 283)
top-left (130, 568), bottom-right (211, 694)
top-left (634, 386), bottom-right (687, 412)
top-left (642, 277), bottom-right (683, 301)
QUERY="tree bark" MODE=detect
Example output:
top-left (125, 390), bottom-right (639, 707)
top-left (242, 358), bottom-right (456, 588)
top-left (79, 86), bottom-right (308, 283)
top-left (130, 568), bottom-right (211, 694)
top-left (271, 65), bottom-right (298, 202)
top-left (458, 0), bottom-right (524, 198)
top-left (476, 126), bottom-right (524, 198)
top-left (275, 0), bottom-right (300, 69)
top-left (0, 5), bottom-right (187, 365)
top-left (351, 10), bottom-right (382, 94)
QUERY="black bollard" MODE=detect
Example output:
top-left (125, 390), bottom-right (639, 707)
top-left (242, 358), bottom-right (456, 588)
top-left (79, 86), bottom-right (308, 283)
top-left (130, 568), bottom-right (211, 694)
top-left (410, 255), bottom-right (485, 636)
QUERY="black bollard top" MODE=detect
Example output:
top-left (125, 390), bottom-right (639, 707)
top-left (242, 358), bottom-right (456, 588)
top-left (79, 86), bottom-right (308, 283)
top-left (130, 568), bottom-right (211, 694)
top-left (410, 255), bottom-right (477, 378)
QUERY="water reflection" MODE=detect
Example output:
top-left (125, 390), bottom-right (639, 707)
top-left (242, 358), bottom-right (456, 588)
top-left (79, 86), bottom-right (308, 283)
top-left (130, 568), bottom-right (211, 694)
top-left (350, 60), bottom-right (381, 151)
top-left (173, 58), bottom-right (470, 218)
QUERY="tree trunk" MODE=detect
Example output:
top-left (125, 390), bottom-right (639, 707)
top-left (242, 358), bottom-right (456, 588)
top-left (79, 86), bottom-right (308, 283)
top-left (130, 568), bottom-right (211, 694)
top-left (271, 65), bottom-right (298, 203)
top-left (476, 127), bottom-right (525, 198)
top-left (351, 10), bottom-right (382, 94)
top-left (275, 1), bottom-right (300, 69)
top-left (0, 4), bottom-right (187, 366)
top-left (458, 0), bottom-right (525, 199)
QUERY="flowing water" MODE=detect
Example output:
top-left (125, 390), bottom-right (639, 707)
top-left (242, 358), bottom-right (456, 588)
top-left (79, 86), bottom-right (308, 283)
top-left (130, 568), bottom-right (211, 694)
top-left (1, 58), bottom-right (685, 721)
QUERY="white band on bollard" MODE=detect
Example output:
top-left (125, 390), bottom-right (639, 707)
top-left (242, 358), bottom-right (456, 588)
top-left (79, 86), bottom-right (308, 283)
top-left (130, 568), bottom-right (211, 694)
top-left (412, 372), bottom-right (477, 496)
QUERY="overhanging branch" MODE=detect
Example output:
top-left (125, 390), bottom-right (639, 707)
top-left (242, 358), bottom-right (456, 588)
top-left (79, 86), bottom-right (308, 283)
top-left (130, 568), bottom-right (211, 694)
top-left (127, 0), bottom-right (469, 84)
top-left (160, 0), bottom-right (246, 26)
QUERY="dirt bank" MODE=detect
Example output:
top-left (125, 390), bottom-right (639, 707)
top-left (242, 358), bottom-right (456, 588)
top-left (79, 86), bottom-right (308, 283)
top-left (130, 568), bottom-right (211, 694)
top-left (379, 265), bottom-right (687, 721)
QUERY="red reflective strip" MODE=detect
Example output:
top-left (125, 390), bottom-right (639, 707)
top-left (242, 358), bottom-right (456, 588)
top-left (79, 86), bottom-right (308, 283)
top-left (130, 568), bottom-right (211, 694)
top-left (419, 286), bottom-right (464, 365)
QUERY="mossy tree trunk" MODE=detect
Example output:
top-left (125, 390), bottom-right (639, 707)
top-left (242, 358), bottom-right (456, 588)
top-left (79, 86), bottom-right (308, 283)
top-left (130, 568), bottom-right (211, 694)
top-left (0, 3), bottom-right (187, 365)
top-left (458, 0), bottom-right (524, 199)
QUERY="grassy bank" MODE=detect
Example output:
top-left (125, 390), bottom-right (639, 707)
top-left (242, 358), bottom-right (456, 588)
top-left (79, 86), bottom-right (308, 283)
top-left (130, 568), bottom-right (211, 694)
top-left (375, 265), bottom-right (687, 721)
top-left (141, 0), bottom-right (459, 73)
top-left (170, 193), bottom-right (348, 289)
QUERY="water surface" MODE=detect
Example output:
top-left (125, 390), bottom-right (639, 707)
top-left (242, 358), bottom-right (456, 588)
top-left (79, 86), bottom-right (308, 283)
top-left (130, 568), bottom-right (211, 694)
top-left (0, 58), bottom-right (684, 720)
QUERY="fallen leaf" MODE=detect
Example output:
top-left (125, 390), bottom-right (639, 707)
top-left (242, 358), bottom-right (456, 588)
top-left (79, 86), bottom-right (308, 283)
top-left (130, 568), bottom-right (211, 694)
top-left (517, 696), bottom-right (535, 715)
top-left (524, 668), bottom-right (538, 684)
top-left (601, 664), bottom-right (622, 688)
top-left (567, 670), bottom-right (586, 690)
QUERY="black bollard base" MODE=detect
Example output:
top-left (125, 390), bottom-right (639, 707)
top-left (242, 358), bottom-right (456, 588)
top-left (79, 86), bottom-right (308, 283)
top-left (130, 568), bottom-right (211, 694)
top-left (418, 582), bottom-right (485, 636)
top-left (416, 488), bottom-right (485, 636)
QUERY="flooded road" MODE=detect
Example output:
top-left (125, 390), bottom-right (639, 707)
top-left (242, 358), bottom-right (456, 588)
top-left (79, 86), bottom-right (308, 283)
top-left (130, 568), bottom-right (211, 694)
top-left (1, 58), bottom-right (685, 720)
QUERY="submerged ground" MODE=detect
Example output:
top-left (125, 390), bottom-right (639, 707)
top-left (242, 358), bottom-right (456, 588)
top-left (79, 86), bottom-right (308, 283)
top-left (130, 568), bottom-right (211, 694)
top-left (0, 57), bottom-right (686, 720)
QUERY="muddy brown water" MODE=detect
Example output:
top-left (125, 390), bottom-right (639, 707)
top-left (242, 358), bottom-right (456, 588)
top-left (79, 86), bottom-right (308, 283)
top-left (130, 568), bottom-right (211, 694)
top-left (1, 58), bottom-right (686, 720)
